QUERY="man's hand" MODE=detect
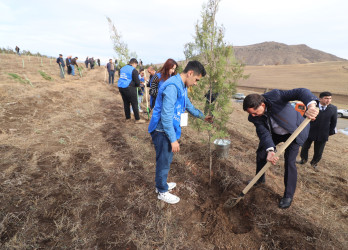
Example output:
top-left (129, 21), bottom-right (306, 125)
top-left (204, 115), bottom-right (214, 124)
top-left (305, 103), bottom-right (319, 121)
top-left (267, 151), bottom-right (279, 165)
top-left (171, 141), bottom-right (180, 153)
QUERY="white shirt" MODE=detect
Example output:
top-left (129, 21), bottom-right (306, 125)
top-left (266, 100), bottom-right (317, 152)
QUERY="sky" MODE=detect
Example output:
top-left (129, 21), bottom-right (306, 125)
top-left (1, 0), bottom-right (347, 65)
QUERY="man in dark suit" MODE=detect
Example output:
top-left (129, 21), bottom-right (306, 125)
top-left (243, 88), bottom-right (319, 209)
top-left (298, 92), bottom-right (337, 171)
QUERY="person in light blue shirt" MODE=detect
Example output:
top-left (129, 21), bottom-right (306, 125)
top-left (148, 60), bottom-right (213, 204)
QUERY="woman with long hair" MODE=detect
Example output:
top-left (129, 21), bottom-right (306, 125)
top-left (149, 58), bottom-right (178, 109)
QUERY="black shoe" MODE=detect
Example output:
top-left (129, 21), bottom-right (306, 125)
top-left (296, 159), bottom-right (307, 164)
top-left (279, 197), bottom-right (292, 209)
top-left (311, 163), bottom-right (319, 172)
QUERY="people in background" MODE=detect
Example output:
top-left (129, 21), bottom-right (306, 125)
top-left (147, 66), bottom-right (157, 109)
top-left (85, 57), bottom-right (89, 68)
top-left (56, 54), bottom-right (65, 78)
top-left (70, 57), bottom-right (79, 76)
top-left (66, 55), bottom-right (72, 75)
top-left (117, 58), bottom-right (145, 124)
top-left (298, 91), bottom-right (337, 171)
top-left (138, 68), bottom-right (145, 112)
top-left (106, 59), bottom-right (115, 85)
top-left (149, 59), bottom-right (178, 109)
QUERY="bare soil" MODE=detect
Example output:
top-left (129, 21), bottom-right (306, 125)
top-left (0, 54), bottom-right (347, 249)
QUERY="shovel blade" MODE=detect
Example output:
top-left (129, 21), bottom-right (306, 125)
top-left (223, 196), bottom-right (243, 209)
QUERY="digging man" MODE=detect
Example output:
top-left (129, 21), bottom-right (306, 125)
top-left (243, 88), bottom-right (319, 209)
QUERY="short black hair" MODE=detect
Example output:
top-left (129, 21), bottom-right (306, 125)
top-left (243, 94), bottom-right (266, 111)
top-left (319, 91), bottom-right (332, 98)
top-left (183, 60), bottom-right (206, 77)
top-left (129, 58), bottom-right (138, 65)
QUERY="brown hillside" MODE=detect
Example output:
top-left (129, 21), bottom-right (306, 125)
top-left (234, 41), bottom-right (347, 65)
top-left (0, 54), bottom-right (347, 248)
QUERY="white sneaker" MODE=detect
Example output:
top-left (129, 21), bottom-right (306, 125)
top-left (139, 109), bottom-right (143, 113)
top-left (155, 182), bottom-right (176, 193)
top-left (158, 192), bottom-right (180, 204)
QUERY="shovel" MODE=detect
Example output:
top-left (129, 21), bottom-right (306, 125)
top-left (224, 116), bottom-right (312, 209)
top-left (143, 70), bottom-right (150, 120)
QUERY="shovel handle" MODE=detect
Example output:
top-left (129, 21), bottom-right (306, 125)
top-left (241, 117), bottom-right (312, 196)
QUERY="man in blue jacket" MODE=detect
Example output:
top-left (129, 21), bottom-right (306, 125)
top-left (118, 58), bottom-right (145, 124)
top-left (148, 61), bottom-right (213, 204)
top-left (243, 89), bottom-right (319, 208)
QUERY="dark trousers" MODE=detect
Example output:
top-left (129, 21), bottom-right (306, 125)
top-left (108, 70), bottom-right (115, 84)
top-left (118, 87), bottom-right (140, 120)
top-left (300, 139), bottom-right (326, 165)
top-left (256, 133), bottom-right (300, 198)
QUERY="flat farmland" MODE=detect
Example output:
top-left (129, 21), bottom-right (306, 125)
top-left (239, 61), bottom-right (348, 107)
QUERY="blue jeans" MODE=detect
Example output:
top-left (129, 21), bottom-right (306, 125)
top-left (108, 70), bottom-right (115, 84)
top-left (151, 131), bottom-right (173, 193)
top-left (71, 65), bottom-right (75, 75)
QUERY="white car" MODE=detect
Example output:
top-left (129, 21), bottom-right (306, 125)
top-left (337, 109), bottom-right (348, 118)
top-left (338, 127), bottom-right (348, 135)
top-left (233, 93), bottom-right (246, 100)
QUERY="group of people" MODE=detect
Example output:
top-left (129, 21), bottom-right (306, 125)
top-left (85, 57), bottom-right (100, 69)
top-left (56, 54), bottom-right (103, 78)
top-left (56, 54), bottom-right (80, 78)
top-left (113, 57), bottom-right (339, 208)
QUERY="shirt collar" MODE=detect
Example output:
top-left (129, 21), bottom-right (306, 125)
top-left (319, 103), bottom-right (327, 109)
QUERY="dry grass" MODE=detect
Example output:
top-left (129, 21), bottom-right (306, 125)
top-left (0, 54), bottom-right (347, 249)
top-left (240, 61), bottom-right (348, 108)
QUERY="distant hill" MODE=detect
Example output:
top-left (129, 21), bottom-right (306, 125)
top-left (233, 41), bottom-right (347, 65)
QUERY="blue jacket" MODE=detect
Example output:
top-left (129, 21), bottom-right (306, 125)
top-left (248, 88), bottom-right (318, 149)
top-left (118, 65), bottom-right (135, 88)
top-left (148, 74), bottom-right (204, 142)
top-left (56, 57), bottom-right (65, 67)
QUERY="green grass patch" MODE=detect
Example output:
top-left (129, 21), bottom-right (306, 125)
top-left (38, 70), bottom-right (53, 81)
top-left (8, 73), bottom-right (29, 84)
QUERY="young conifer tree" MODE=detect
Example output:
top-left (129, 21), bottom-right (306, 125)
top-left (106, 17), bottom-right (138, 67)
top-left (184, 0), bottom-right (248, 184)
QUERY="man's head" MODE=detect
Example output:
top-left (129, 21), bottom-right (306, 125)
top-left (319, 91), bottom-right (332, 106)
top-left (129, 58), bottom-right (138, 67)
top-left (147, 66), bottom-right (155, 75)
top-left (59, 54), bottom-right (63, 57)
top-left (109, 59), bottom-right (113, 63)
top-left (139, 68), bottom-right (144, 77)
top-left (182, 60), bottom-right (206, 87)
top-left (243, 94), bottom-right (266, 116)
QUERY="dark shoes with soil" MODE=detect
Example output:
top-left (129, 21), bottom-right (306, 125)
top-left (311, 163), bottom-right (319, 172)
top-left (279, 197), bottom-right (292, 209)
top-left (296, 159), bottom-right (307, 165)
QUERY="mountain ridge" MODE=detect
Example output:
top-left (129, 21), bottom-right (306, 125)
top-left (233, 41), bottom-right (346, 65)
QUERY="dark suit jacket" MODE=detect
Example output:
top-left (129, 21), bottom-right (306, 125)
top-left (248, 88), bottom-right (318, 150)
top-left (308, 104), bottom-right (337, 141)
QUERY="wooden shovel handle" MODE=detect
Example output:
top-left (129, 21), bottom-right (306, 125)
top-left (241, 117), bottom-right (311, 196)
